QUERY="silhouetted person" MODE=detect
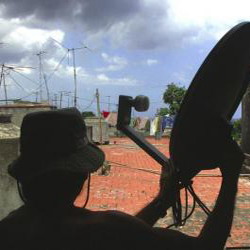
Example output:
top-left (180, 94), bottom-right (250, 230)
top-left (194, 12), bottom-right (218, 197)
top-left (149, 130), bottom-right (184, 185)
top-left (0, 108), bottom-right (244, 250)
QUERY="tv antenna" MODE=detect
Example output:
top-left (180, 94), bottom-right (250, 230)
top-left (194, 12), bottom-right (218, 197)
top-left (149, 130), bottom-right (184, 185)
top-left (0, 64), bottom-right (34, 104)
top-left (50, 38), bottom-right (92, 107)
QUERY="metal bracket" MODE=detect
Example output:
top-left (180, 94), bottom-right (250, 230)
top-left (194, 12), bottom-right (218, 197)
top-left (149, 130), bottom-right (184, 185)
top-left (117, 95), bottom-right (170, 167)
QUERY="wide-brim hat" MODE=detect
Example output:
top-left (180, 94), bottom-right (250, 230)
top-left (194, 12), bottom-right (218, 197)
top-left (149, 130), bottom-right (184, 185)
top-left (8, 108), bottom-right (105, 182)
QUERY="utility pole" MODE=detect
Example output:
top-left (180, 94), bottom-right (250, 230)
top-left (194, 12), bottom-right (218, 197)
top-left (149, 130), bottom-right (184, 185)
top-left (96, 88), bottom-right (103, 144)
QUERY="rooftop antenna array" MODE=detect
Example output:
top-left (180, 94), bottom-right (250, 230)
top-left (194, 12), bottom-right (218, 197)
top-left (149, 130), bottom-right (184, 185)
top-left (0, 64), bottom-right (34, 104)
top-left (50, 38), bottom-right (92, 108)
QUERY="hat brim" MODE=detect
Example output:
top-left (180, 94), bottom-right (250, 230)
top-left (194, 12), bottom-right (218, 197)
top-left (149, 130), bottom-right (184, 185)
top-left (8, 143), bottom-right (105, 182)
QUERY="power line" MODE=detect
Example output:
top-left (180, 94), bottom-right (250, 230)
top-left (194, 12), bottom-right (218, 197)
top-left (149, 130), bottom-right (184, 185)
top-left (15, 81), bottom-right (47, 101)
top-left (76, 95), bottom-right (118, 106)
top-left (99, 100), bottom-right (117, 106)
top-left (82, 95), bottom-right (96, 111)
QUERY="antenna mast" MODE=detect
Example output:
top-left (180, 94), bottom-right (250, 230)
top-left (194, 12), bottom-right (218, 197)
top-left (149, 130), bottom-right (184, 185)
top-left (72, 48), bottom-right (77, 107)
top-left (0, 64), bottom-right (34, 104)
top-left (50, 38), bottom-right (92, 108)
top-left (36, 51), bottom-right (46, 102)
top-left (0, 64), bottom-right (8, 104)
top-left (43, 74), bottom-right (50, 103)
top-left (69, 47), bottom-right (83, 108)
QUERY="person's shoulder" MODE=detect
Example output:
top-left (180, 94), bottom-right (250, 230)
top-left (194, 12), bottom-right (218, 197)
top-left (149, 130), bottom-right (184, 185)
top-left (79, 209), bottom-right (150, 228)
top-left (69, 208), bottom-right (146, 228)
top-left (72, 209), bottom-right (163, 249)
top-left (0, 205), bottom-right (28, 225)
top-left (86, 210), bottom-right (196, 250)
top-left (0, 205), bottom-right (32, 246)
top-left (91, 209), bottom-right (138, 221)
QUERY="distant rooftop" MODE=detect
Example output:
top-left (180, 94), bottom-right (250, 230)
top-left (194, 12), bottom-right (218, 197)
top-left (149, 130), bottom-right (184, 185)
top-left (0, 123), bottom-right (20, 139)
top-left (0, 101), bottom-right (55, 109)
top-left (0, 113), bottom-right (20, 139)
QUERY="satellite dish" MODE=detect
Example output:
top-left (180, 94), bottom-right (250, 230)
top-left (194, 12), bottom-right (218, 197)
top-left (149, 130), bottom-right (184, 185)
top-left (170, 22), bottom-right (250, 185)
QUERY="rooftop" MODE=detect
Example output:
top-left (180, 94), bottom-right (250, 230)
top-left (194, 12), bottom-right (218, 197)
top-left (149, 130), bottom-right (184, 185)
top-left (0, 103), bottom-right (54, 109)
top-left (75, 136), bottom-right (250, 249)
top-left (0, 123), bottom-right (20, 139)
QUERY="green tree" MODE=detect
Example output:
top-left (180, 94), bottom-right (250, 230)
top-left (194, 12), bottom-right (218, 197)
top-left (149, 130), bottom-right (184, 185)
top-left (156, 108), bottom-right (169, 116)
top-left (82, 111), bottom-right (96, 118)
top-left (231, 119), bottom-right (241, 142)
top-left (162, 83), bottom-right (186, 116)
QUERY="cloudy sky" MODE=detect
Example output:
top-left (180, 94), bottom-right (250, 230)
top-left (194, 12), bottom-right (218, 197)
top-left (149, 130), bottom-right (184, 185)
top-left (0, 0), bottom-right (249, 117)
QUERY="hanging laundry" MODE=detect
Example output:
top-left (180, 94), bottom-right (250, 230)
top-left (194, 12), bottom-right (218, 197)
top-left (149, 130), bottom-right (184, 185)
top-left (102, 111), bottom-right (110, 118)
top-left (162, 115), bottom-right (174, 130)
top-left (150, 118), bottom-right (156, 136)
top-left (150, 116), bottom-right (161, 136)
top-left (134, 117), bottom-right (150, 130)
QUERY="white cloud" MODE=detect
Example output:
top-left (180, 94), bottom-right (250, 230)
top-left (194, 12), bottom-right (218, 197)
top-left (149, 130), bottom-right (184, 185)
top-left (101, 53), bottom-right (127, 65)
top-left (97, 74), bottom-right (109, 81)
top-left (96, 52), bottom-right (128, 72)
top-left (168, 0), bottom-right (250, 41)
top-left (1, 0), bottom-right (250, 53)
top-left (0, 20), bottom-right (66, 66)
top-left (86, 0), bottom-right (250, 50)
top-left (91, 73), bottom-right (138, 86)
top-left (3, 26), bottom-right (64, 49)
top-left (15, 67), bottom-right (32, 75)
top-left (146, 59), bottom-right (158, 66)
top-left (45, 57), bottom-right (87, 80)
top-left (44, 57), bottom-right (138, 87)
top-left (96, 64), bottom-right (125, 72)
top-left (171, 71), bottom-right (188, 83)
